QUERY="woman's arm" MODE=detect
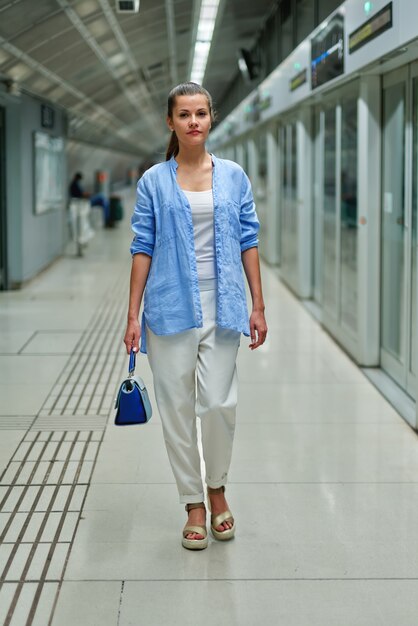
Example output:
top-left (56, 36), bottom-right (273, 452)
top-left (123, 253), bottom-right (152, 354)
top-left (241, 247), bottom-right (267, 350)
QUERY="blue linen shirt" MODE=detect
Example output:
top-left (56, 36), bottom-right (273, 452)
top-left (130, 154), bottom-right (259, 353)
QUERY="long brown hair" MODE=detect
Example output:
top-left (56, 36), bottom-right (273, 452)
top-left (166, 82), bottom-right (215, 161)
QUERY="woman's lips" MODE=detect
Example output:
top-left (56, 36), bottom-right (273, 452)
top-left (188, 130), bottom-right (201, 135)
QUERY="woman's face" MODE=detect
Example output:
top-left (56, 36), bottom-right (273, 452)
top-left (167, 94), bottom-right (212, 149)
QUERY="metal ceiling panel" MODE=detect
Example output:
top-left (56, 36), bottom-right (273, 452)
top-left (0, 0), bottom-right (61, 35)
top-left (0, 0), bottom-right (276, 156)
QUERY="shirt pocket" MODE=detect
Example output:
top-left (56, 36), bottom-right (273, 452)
top-left (155, 201), bottom-right (178, 247)
top-left (225, 199), bottom-right (242, 242)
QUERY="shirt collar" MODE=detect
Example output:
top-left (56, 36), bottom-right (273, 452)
top-left (169, 153), bottom-right (216, 172)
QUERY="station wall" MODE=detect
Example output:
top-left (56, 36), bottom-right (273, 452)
top-left (0, 88), bottom-right (67, 287)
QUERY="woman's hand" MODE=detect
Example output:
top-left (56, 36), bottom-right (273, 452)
top-left (249, 309), bottom-right (267, 350)
top-left (124, 319), bottom-right (141, 354)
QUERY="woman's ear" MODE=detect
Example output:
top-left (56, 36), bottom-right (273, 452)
top-left (166, 116), bottom-right (174, 132)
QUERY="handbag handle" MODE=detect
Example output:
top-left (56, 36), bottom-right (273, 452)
top-left (128, 349), bottom-right (136, 377)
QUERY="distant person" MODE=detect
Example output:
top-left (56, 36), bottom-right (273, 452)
top-left (69, 172), bottom-right (110, 224)
top-left (123, 82), bottom-right (267, 551)
top-left (69, 172), bottom-right (88, 199)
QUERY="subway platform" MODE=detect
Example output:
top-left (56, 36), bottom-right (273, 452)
top-left (2, 201), bottom-right (418, 625)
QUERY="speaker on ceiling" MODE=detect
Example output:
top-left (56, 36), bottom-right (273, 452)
top-left (115, 0), bottom-right (140, 13)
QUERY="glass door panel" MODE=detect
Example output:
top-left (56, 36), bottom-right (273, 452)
top-left (340, 96), bottom-right (358, 332)
top-left (381, 81), bottom-right (406, 372)
top-left (0, 107), bottom-right (6, 290)
top-left (410, 77), bottom-right (418, 380)
top-left (323, 106), bottom-right (337, 314)
top-left (257, 133), bottom-right (268, 251)
top-left (380, 66), bottom-right (416, 397)
top-left (313, 108), bottom-right (324, 304)
top-left (281, 121), bottom-right (298, 283)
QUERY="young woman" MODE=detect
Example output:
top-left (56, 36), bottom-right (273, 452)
top-left (124, 82), bottom-right (267, 550)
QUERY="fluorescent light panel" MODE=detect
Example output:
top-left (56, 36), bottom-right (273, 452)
top-left (190, 0), bottom-right (220, 84)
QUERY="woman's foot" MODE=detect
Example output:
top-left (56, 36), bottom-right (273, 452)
top-left (182, 503), bottom-right (208, 550)
top-left (184, 506), bottom-right (206, 540)
top-left (207, 486), bottom-right (235, 540)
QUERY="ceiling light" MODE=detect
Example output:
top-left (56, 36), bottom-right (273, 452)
top-left (190, 0), bottom-right (221, 85)
top-left (115, 0), bottom-right (140, 13)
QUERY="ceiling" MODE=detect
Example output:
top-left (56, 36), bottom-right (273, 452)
top-left (0, 0), bottom-right (275, 157)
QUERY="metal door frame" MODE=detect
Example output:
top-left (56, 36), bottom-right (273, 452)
top-left (315, 80), bottom-right (361, 360)
top-left (313, 106), bottom-right (324, 305)
top-left (0, 106), bottom-right (7, 290)
top-left (380, 65), bottom-right (416, 396)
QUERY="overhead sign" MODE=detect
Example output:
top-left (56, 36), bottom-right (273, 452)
top-left (311, 13), bottom-right (344, 90)
top-left (349, 2), bottom-right (392, 54)
top-left (290, 68), bottom-right (307, 92)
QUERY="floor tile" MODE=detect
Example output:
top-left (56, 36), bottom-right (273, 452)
top-left (0, 431), bottom-right (24, 475)
top-left (0, 384), bottom-right (52, 415)
top-left (236, 382), bottom-right (402, 424)
top-left (230, 422), bottom-right (418, 483)
top-left (0, 356), bottom-right (68, 385)
top-left (119, 580), bottom-right (418, 626)
top-left (21, 331), bottom-right (83, 355)
top-left (237, 352), bottom-right (339, 384)
top-left (91, 425), bottom-right (173, 484)
top-left (51, 581), bottom-right (121, 626)
top-left (0, 331), bottom-right (35, 355)
top-left (64, 482), bottom-right (418, 582)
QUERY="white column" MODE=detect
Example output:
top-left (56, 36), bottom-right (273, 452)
top-left (247, 137), bottom-right (257, 191)
top-left (235, 143), bottom-right (244, 168)
top-left (297, 108), bottom-right (313, 298)
top-left (265, 125), bottom-right (280, 265)
top-left (357, 75), bottom-right (381, 366)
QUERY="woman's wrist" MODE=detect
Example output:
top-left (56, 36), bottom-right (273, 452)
top-left (127, 313), bottom-right (140, 323)
top-left (252, 302), bottom-right (265, 313)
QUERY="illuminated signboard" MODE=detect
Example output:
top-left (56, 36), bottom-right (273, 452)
top-left (244, 90), bottom-right (271, 122)
top-left (259, 92), bottom-right (272, 111)
top-left (290, 68), bottom-right (307, 92)
top-left (311, 13), bottom-right (344, 90)
top-left (349, 2), bottom-right (392, 54)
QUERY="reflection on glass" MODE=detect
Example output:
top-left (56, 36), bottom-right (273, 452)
top-left (281, 123), bottom-right (298, 278)
top-left (381, 83), bottom-right (405, 362)
top-left (411, 79), bottom-right (418, 376)
top-left (257, 134), bottom-right (268, 243)
top-left (340, 97), bottom-right (358, 332)
top-left (313, 110), bottom-right (323, 302)
top-left (323, 106), bottom-right (337, 313)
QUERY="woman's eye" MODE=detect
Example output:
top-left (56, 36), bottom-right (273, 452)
top-left (179, 113), bottom-right (187, 118)
top-left (198, 112), bottom-right (207, 116)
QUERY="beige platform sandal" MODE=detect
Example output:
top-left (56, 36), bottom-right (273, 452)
top-left (182, 503), bottom-right (208, 550)
top-left (207, 486), bottom-right (235, 541)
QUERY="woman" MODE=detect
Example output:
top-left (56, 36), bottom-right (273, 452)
top-left (124, 82), bottom-right (267, 550)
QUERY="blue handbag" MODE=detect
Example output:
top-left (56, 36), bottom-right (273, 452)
top-left (114, 350), bottom-right (152, 426)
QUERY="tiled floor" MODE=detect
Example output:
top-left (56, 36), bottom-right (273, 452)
top-left (1, 189), bottom-right (418, 625)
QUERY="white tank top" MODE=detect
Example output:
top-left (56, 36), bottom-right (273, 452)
top-left (183, 189), bottom-right (216, 280)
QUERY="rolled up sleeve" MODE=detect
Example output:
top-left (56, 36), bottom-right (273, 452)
top-left (130, 174), bottom-right (155, 257)
top-left (239, 171), bottom-right (259, 252)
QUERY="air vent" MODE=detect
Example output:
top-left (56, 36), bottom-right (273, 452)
top-left (115, 0), bottom-right (140, 13)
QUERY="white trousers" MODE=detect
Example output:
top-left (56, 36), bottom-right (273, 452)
top-left (146, 281), bottom-right (240, 504)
